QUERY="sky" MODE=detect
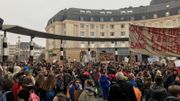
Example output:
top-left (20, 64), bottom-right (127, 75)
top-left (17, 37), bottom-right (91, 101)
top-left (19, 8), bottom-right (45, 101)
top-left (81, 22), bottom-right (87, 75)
top-left (0, 0), bottom-right (151, 47)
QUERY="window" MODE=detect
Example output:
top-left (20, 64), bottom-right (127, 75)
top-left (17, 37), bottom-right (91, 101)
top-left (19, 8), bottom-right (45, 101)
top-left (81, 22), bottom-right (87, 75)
top-left (178, 10), bottom-right (180, 14)
top-left (86, 11), bottom-right (91, 14)
top-left (166, 5), bottom-right (170, 8)
top-left (110, 32), bottom-right (114, 36)
top-left (80, 32), bottom-right (85, 37)
top-left (100, 17), bottom-right (104, 22)
top-left (127, 10), bottom-right (133, 13)
top-left (80, 10), bottom-right (85, 13)
top-left (100, 32), bottom-right (105, 37)
top-left (90, 24), bottom-right (95, 29)
top-left (91, 41), bottom-right (94, 44)
top-left (110, 24), bottom-right (114, 29)
top-left (100, 11), bottom-right (105, 14)
top-left (80, 16), bottom-right (84, 21)
top-left (120, 17), bottom-right (124, 21)
top-left (177, 18), bottom-right (180, 22)
top-left (90, 17), bottom-right (94, 21)
top-left (120, 11), bottom-right (126, 14)
top-left (100, 41), bottom-right (105, 44)
top-left (107, 11), bottom-right (112, 14)
top-left (121, 32), bottom-right (125, 37)
top-left (121, 41), bottom-right (125, 44)
top-left (81, 41), bottom-right (85, 44)
top-left (153, 14), bottom-right (157, 18)
top-left (111, 41), bottom-right (115, 44)
top-left (121, 24), bottom-right (125, 28)
top-left (100, 24), bottom-right (104, 29)
top-left (165, 12), bottom-right (170, 16)
top-left (110, 17), bottom-right (114, 22)
top-left (142, 16), bottom-right (146, 20)
top-left (90, 32), bottom-right (95, 37)
top-left (130, 17), bottom-right (134, 21)
top-left (80, 23), bottom-right (85, 28)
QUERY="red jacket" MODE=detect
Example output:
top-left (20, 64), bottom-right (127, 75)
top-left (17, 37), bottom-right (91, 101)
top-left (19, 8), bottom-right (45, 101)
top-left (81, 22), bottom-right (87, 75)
top-left (12, 82), bottom-right (22, 101)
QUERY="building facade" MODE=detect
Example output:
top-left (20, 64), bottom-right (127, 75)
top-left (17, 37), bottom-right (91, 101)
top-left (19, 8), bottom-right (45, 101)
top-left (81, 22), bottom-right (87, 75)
top-left (0, 35), bottom-right (3, 62)
top-left (45, 0), bottom-right (180, 62)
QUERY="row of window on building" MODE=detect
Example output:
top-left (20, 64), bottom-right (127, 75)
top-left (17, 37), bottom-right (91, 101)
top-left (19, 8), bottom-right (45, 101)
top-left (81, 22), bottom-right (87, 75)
top-left (80, 31), bottom-right (126, 37)
top-left (79, 11), bottom-right (178, 22)
top-left (80, 41), bottom-right (126, 44)
top-left (80, 23), bottom-right (125, 29)
top-left (80, 9), bottom-right (133, 14)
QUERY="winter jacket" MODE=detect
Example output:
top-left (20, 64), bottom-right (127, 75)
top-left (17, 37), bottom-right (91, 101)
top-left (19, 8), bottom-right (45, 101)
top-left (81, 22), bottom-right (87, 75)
top-left (78, 87), bottom-right (98, 101)
top-left (149, 84), bottom-right (167, 101)
top-left (100, 75), bottom-right (111, 88)
top-left (108, 80), bottom-right (137, 101)
top-left (12, 82), bottom-right (22, 101)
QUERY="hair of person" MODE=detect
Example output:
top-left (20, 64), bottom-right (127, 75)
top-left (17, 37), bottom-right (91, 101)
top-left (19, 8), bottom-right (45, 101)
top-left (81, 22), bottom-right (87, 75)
top-left (115, 72), bottom-right (125, 80)
top-left (36, 73), bottom-right (45, 88)
top-left (85, 79), bottom-right (94, 87)
top-left (42, 73), bottom-right (56, 91)
top-left (56, 93), bottom-right (68, 101)
top-left (168, 85), bottom-right (180, 97)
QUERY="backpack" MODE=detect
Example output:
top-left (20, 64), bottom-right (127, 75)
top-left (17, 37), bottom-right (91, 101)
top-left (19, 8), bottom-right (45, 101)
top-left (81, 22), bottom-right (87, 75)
top-left (29, 91), bottom-right (40, 101)
top-left (0, 90), bottom-right (12, 101)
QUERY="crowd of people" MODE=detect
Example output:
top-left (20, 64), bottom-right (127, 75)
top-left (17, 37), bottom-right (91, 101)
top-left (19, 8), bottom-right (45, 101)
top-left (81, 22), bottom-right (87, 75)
top-left (0, 59), bottom-right (179, 101)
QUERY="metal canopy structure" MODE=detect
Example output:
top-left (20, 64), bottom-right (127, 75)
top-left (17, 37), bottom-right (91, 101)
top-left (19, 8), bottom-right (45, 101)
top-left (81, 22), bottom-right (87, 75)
top-left (1, 25), bottom-right (128, 41)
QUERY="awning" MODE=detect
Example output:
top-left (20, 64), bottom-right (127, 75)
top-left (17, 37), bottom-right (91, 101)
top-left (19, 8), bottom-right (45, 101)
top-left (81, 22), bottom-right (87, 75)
top-left (1, 25), bottom-right (129, 42)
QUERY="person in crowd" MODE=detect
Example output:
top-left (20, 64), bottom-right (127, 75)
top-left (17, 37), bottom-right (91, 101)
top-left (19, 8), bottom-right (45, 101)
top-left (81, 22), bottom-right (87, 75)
top-left (12, 72), bottom-right (23, 101)
top-left (149, 75), bottom-right (167, 101)
top-left (0, 79), bottom-right (14, 101)
top-left (35, 73), bottom-right (46, 100)
top-left (92, 68), bottom-right (102, 97)
top-left (144, 77), bottom-right (153, 101)
top-left (68, 79), bottom-right (82, 101)
top-left (100, 69), bottom-right (111, 101)
top-left (108, 72), bottom-right (137, 101)
top-left (128, 73), bottom-right (138, 88)
top-left (42, 73), bottom-right (57, 101)
top-left (135, 72), bottom-right (144, 95)
top-left (78, 79), bottom-right (98, 101)
top-left (165, 69), bottom-right (178, 89)
top-left (166, 85), bottom-right (180, 101)
top-left (53, 93), bottom-right (69, 101)
top-left (64, 69), bottom-right (73, 94)
top-left (171, 74), bottom-right (180, 86)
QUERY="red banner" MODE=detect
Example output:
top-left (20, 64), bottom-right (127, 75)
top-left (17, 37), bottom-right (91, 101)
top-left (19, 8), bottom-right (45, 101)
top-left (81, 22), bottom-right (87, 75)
top-left (129, 24), bottom-right (180, 56)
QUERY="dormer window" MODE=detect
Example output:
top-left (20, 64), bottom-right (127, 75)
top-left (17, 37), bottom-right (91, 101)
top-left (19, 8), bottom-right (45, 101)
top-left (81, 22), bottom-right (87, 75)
top-left (120, 11), bottom-right (126, 14)
top-left (165, 12), bottom-right (170, 16)
top-left (100, 11), bottom-right (105, 14)
top-left (86, 11), bottom-right (91, 14)
top-left (153, 14), bottom-right (157, 18)
top-left (80, 10), bottom-right (85, 13)
top-left (127, 10), bottom-right (133, 13)
top-left (106, 11), bottom-right (112, 14)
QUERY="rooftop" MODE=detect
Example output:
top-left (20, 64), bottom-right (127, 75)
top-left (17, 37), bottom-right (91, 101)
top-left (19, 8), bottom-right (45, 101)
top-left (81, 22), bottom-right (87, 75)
top-left (47, 0), bottom-right (180, 26)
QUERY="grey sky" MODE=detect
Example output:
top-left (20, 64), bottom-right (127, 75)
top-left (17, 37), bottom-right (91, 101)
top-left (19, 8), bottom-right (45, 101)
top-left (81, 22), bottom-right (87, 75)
top-left (0, 0), bottom-right (151, 47)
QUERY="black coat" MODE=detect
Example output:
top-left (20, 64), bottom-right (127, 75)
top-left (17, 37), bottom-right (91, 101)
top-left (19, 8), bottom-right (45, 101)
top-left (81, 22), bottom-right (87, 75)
top-left (108, 80), bottom-right (137, 101)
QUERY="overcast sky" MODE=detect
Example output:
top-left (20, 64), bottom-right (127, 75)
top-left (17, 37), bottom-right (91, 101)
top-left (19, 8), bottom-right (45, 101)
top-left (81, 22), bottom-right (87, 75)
top-left (0, 0), bottom-right (151, 47)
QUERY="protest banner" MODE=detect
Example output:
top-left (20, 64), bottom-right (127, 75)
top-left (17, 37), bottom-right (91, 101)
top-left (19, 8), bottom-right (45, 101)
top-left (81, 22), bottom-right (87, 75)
top-left (129, 24), bottom-right (180, 57)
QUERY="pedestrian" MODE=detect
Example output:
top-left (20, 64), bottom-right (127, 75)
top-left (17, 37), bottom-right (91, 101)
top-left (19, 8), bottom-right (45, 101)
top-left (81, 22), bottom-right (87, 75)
top-left (78, 79), bottom-right (98, 101)
top-left (108, 72), bottom-right (137, 101)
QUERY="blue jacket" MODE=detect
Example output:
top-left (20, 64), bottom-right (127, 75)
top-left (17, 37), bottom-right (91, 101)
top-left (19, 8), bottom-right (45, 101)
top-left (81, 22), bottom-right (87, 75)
top-left (100, 75), bottom-right (111, 88)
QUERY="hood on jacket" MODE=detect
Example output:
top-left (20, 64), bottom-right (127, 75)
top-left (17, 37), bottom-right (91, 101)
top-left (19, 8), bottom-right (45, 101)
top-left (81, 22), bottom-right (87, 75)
top-left (84, 86), bottom-right (95, 96)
